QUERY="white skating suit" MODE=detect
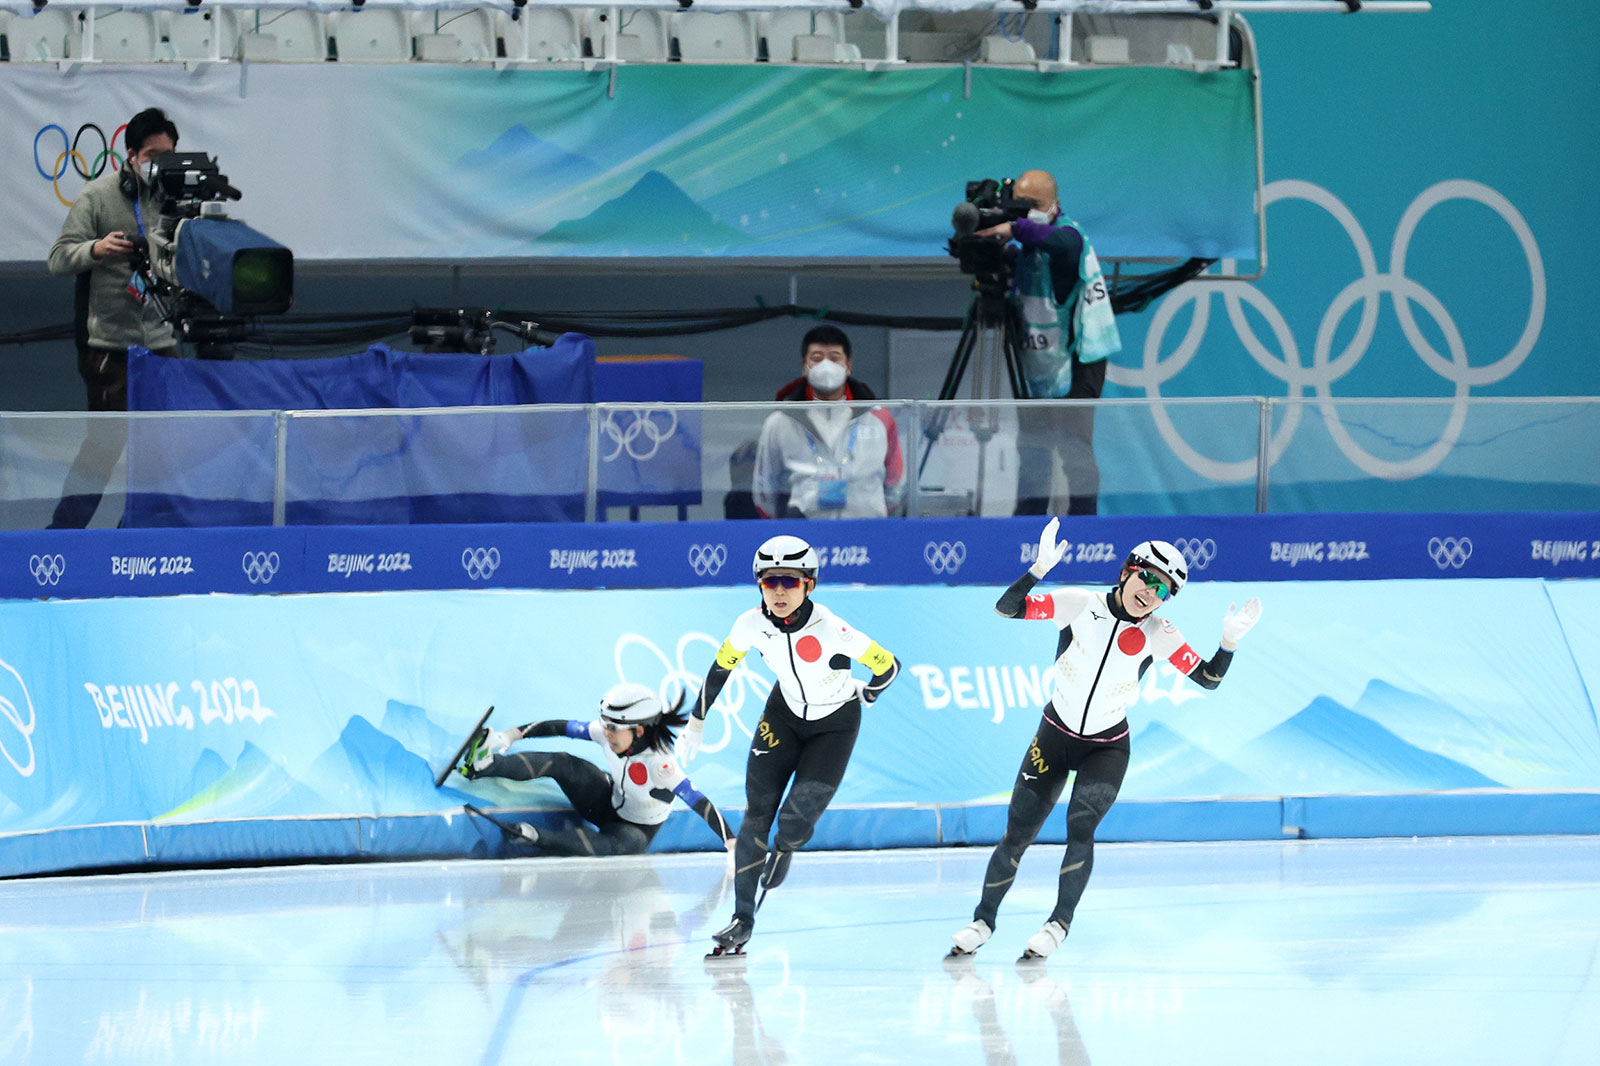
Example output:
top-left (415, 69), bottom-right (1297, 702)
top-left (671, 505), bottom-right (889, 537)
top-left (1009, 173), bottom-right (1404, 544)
top-left (713, 602), bottom-right (895, 720)
top-left (1023, 586), bottom-right (1204, 737)
top-left (562, 719), bottom-right (698, 825)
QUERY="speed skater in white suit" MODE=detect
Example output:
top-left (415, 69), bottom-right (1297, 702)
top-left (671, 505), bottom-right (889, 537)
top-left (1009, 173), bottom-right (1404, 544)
top-left (950, 519), bottom-right (1262, 961)
top-left (460, 683), bottom-right (736, 860)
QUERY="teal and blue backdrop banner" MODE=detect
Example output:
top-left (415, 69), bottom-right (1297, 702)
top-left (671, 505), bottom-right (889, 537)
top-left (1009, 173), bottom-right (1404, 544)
top-left (1, 577), bottom-right (1597, 875)
top-left (7, 62), bottom-right (1256, 262)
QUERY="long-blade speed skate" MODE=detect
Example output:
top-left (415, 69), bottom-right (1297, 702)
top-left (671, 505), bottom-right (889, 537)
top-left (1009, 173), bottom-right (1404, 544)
top-left (435, 706), bottom-right (495, 787)
top-left (706, 916), bottom-right (753, 961)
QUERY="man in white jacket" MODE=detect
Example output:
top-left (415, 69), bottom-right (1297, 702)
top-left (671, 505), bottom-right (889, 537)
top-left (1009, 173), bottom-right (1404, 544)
top-left (752, 325), bottom-right (905, 519)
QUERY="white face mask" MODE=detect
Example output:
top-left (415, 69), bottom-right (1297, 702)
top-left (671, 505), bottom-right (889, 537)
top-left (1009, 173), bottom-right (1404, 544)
top-left (806, 360), bottom-right (848, 393)
top-left (1027, 205), bottom-right (1056, 225)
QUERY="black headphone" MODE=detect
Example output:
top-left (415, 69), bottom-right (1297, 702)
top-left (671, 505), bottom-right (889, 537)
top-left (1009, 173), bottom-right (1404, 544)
top-left (118, 158), bottom-right (138, 199)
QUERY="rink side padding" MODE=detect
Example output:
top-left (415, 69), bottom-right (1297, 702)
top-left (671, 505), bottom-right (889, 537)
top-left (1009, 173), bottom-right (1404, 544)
top-left (6, 793), bottom-right (1600, 877)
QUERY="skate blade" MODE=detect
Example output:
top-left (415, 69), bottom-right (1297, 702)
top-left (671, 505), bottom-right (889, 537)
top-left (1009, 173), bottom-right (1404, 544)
top-left (705, 945), bottom-right (747, 961)
top-left (947, 945), bottom-right (978, 958)
top-left (1017, 949), bottom-right (1048, 962)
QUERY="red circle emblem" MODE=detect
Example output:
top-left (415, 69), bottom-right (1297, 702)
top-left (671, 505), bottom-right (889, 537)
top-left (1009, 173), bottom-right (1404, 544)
top-left (796, 635), bottom-right (823, 662)
top-left (1117, 628), bottom-right (1146, 655)
top-left (628, 762), bottom-right (648, 785)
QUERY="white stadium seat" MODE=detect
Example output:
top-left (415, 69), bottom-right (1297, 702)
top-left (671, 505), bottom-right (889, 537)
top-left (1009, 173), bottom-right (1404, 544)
top-left (79, 9), bottom-right (160, 62)
top-left (585, 8), bottom-right (669, 63)
top-left (329, 9), bottom-right (413, 62)
top-left (671, 11), bottom-right (757, 64)
top-left (162, 8), bottom-right (243, 62)
top-left (240, 9), bottom-right (327, 63)
top-left (761, 10), bottom-right (855, 64)
top-left (497, 8), bottom-right (582, 62)
top-left (8, 8), bottom-right (77, 62)
top-left (415, 9), bottom-right (498, 62)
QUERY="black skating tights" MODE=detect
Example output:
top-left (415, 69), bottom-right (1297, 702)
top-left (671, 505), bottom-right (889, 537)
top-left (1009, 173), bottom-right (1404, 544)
top-left (480, 751), bottom-right (656, 856)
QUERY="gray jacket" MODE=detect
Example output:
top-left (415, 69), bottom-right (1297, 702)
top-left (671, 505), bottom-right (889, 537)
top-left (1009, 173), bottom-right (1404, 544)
top-left (47, 170), bottom-right (177, 351)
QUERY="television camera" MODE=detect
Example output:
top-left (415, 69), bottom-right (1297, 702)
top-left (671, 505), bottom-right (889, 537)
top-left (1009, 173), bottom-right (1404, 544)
top-left (128, 151), bottom-right (294, 357)
top-left (947, 177), bottom-right (1032, 290)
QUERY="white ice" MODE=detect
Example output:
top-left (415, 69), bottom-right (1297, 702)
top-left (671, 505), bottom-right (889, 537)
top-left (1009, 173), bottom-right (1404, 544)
top-left (1, 836), bottom-right (1596, 1065)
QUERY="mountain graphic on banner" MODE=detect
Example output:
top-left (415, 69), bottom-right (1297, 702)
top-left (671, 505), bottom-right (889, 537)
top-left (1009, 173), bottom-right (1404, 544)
top-left (1231, 691), bottom-right (1502, 794)
top-left (164, 741), bottom-right (333, 820)
top-left (453, 125), bottom-right (603, 187)
top-left (537, 170), bottom-right (752, 253)
top-left (1123, 721), bottom-right (1259, 799)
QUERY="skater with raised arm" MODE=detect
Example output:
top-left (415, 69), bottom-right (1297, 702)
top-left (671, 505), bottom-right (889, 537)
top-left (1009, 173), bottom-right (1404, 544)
top-left (676, 534), bottom-right (901, 958)
top-left (458, 683), bottom-right (736, 859)
top-left (950, 519), bottom-right (1261, 961)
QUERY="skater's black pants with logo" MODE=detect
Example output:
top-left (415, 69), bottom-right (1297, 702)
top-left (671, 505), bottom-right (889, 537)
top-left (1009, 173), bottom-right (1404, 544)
top-left (483, 750), bottom-right (658, 857)
top-left (732, 693), bottom-right (863, 919)
top-left (973, 713), bottom-right (1130, 930)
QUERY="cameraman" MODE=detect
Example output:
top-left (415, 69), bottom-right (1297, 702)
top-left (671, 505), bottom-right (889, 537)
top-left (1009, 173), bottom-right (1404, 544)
top-left (978, 169), bottom-right (1120, 516)
top-left (45, 108), bottom-right (181, 528)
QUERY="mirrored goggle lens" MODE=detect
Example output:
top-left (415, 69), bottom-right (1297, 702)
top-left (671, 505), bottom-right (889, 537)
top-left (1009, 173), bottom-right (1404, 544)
top-left (760, 575), bottom-right (804, 590)
top-left (600, 719), bottom-right (633, 731)
top-left (1136, 569), bottom-right (1172, 599)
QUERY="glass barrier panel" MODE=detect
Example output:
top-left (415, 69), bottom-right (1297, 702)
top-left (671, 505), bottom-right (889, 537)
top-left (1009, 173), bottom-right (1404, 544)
top-left (1264, 398), bottom-right (1600, 513)
top-left (914, 398), bottom-right (1264, 517)
top-left (0, 411), bottom-right (280, 530)
top-left (283, 406), bottom-right (590, 525)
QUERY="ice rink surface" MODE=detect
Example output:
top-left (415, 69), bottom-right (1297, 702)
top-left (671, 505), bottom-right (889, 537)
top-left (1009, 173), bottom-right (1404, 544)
top-left (2, 836), bottom-right (1597, 1066)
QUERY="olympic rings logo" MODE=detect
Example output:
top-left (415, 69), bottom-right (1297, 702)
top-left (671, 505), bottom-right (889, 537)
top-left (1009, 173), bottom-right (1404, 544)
top-left (462, 547), bottom-right (501, 580)
top-left (0, 657), bottom-right (38, 779)
top-left (601, 406), bottom-right (678, 463)
top-left (687, 543), bottom-right (727, 577)
top-left (241, 551), bottom-right (280, 585)
top-left (29, 554), bottom-right (66, 587)
top-left (1115, 179), bottom-right (1545, 483)
top-left (34, 122), bottom-right (130, 208)
top-left (1171, 537), bottom-right (1217, 570)
top-left (1427, 536), bottom-right (1473, 570)
top-left (613, 630), bottom-right (770, 756)
top-left (923, 540), bottom-right (968, 575)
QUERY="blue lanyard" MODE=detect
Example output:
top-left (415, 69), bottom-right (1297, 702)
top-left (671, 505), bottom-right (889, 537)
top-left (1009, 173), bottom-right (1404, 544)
top-left (132, 193), bottom-right (146, 238)
top-left (806, 420), bottom-right (859, 463)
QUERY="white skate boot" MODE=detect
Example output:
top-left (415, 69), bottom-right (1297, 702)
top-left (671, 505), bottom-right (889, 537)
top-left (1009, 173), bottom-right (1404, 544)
top-left (948, 919), bottom-right (993, 957)
top-left (1020, 919), bottom-right (1066, 960)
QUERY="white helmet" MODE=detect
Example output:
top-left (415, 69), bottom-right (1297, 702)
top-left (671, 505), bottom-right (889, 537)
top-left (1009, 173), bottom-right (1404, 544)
top-left (599, 682), bottom-right (663, 726)
top-left (1125, 540), bottom-right (1188, 596)
top-left (752, 534), bottom-right (819, 579)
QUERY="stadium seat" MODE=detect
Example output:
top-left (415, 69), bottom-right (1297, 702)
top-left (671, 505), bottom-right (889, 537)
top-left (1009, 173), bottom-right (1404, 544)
top-left (584, 8), bottom-right (669, 63)
top-left (671, 11), bottom-right (757, 64)
top-left (240, 10), bottom-right (328, 62)
top-left (8, 8), bottom-right (77, 62)
top-left (77, 9), bottom-right (160, 62)
top-left (415, 9), bottom-right (498, 62)
top-left (329, 8), bottom-right (413, 62)
top-left (498, 8), bottom-right (582, 61)
top-left (761, 10), bottom-right (857, 63)
top-left (979, 35), bottom-right (1035, 65)
top-left (162, 8), bottom-right (243, 62)
top-left (1085, 35), bottom-right (1130, 64)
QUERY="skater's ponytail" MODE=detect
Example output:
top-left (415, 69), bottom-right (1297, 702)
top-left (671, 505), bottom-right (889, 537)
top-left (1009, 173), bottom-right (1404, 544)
top-left (640, 690), bottom-right (689, 753)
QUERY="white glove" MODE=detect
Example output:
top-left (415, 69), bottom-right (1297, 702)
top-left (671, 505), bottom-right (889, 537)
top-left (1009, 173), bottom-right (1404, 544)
top-left (1221, 598), bottom-right (1262, 648)
top-left (724, 835), bottom-right (737, 875)
top-left (485, 729), bottom-right (515, 755)
top-left (675, 716), bottom-right (705, 765)
top-left (1029, 517), bottom-right (1068, 578)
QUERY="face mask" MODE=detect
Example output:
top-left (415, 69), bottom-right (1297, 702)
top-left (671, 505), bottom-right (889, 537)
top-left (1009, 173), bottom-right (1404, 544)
top-left (807, 360), bottom-right (847, 393)
top-left (1027, 205), bottom-right (1056, 225)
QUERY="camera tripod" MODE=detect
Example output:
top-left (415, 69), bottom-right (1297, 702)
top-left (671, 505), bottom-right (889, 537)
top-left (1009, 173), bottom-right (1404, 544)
top-left (920, 283), bottom-right (1033, 513)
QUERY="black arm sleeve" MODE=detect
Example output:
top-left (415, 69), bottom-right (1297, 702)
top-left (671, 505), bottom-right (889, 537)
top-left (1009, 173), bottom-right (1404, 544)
top-left (861, 656), bottom-right (900, 703)
top-left (695, 663), bottom-right (733, 721)
top-left (995, 571), bottom-right (1041, 618)
top-left (1189, 648), bottom-right (1235, 691)
top-left (519, 720), bottom-right (573, 738)
top-left (691, 794), bottom-right (734, 842)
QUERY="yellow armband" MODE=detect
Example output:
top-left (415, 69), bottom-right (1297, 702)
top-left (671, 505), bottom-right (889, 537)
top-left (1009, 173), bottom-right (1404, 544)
top-left (715, 640), bottom-right (747, 670)
top-left (857, 641), bottom-right (896, 676)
